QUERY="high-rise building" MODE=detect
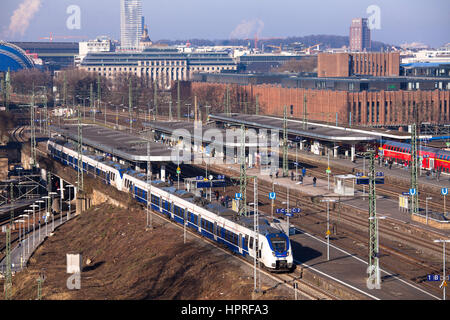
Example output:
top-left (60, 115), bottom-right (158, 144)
top-left (349, 18), bottom-right (371, 52)
top-left (120, 0), bottom-right (143, 50)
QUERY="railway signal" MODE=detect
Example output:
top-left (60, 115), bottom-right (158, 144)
top-left (320, 199), bottom-right (336, 261)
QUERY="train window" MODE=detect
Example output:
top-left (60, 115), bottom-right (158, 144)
top-left (244, 235), bottom-right (249, 248)
top-left (249, 237), bottom-right (254, 249)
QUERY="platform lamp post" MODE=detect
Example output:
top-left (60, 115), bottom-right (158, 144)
top-left (49, 192), bottom-right (58, 231)
top-left (30, 204), bottom-right (39, 247)
top-left (320, 199), bottom-right (337, 261)
top-left (35, 200), bottom-right (44, 241)
top-left (67, 184), bottom-right (74, 221)
top-left (42, 195), bottom-right (50, 236)
top-left (23, 211), bottom-right (32, 257)
top-left (433, 239), bottom-right (450, 300)
top-left (426, 197), bottom-right (432, 225)
top-left (57, 187), bottom-right (65, 224)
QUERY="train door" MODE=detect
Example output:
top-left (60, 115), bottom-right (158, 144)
top-left (213, 222), bottom-right (217, 241)
top-left (429, 158), bottom-right (435, 170)
top-left (238, 234), bottom-right (243, 255)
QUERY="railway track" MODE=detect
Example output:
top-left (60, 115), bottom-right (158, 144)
top-left (195, 163), bottom-right (448, 298)
top-left (142, 200), bottom-right (338, 300)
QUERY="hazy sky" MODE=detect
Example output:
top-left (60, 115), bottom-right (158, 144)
top-left (0, 0), bottom-right (449, 47)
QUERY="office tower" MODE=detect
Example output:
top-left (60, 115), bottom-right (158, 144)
top-left (120, 0), bottom-right (143, 50)
top-left (349, 18), bottom-right (371, 52)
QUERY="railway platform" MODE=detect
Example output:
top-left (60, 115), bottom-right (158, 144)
top-left (285, 146), bottom-right (450, 190)
top-left (212, 162), bottom-right (450, 236)
top-left (210, 163), bottom-right (444, 299)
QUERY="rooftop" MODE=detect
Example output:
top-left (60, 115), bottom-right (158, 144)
top-left (51, 124), bottom-right (177, 162)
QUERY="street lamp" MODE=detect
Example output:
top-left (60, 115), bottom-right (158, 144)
top-left (57, 187), bottom-right (65, 224)
top-left (320, 199), bottom-right (337, 261)
top-left (49, 192), bottom-right (58, 231)
top-left (35, 200), bottom-right (44, 241)
top-left (42, 196), bottom-right (50, 236)
top-left (433, 239), bottom-right (450, 301)
top-left (30, 204), bottom-right (39, 247)
top-left (66, 185), bottom-right (74, 221)
top-left (23, 211), bottom-right (32, 256)
top-left (426, 197), bottom-right (433, 225)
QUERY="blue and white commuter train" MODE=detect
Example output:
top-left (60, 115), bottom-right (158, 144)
top-left (47, 139), bottom-right (294, 271)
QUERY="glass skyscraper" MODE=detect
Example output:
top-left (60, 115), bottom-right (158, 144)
top-left (120, 0), bottom-right (143, 50)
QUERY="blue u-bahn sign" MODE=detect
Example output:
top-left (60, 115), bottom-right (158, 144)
top-left (442, 188), bottom-right (448, 196)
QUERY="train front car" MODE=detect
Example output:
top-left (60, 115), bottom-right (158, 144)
top-left (262, 232), bottom-right (293, 271)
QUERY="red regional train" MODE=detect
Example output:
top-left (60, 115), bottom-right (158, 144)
top-left (379, 140), bottom-right (450, 173)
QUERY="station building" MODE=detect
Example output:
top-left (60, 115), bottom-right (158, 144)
top-left (79, 48), bottom-right (237, 88)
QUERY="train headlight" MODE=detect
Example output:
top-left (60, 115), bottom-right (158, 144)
top-left (272, 252), bottom-right (276, 257)
top-left (286, 251), bottom-right (290, 256)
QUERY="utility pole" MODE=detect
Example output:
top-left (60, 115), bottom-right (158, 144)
top-left (153, 81), bottom-right (158, 120)
top-left (283, 105), bottom-right (288, 177)
top-left (255, 95), bottom-right (259, 115)
top-left (4, 183), bottom-right (14, 299)
top-left (129, 78), bottom-right (132, 133)
top-left (303, 93), bottom-right (308, 130)
top-left (90, 83), bottom-right (94, 123)
top-left (177, 80), bottom-right (181, 120)
top-left (410, 105), bottom-right (419, 215)
top-left (253, 176), bottom-right (260, 293)
top-left (63, 72), bottom-right (67, 108)
top-left (366, 151), bottom-right (381, 289)
top-left (226, 85), bottom-right (230, 116)
top-left (77, 103), bottom-right (84, 193)
top-left (43, 93), bottom-right (48, 137)
top-left (169, 98), bottom-right (173, 121)
top-left (240, 125), bottom-right (247, 216)
top-left (31, 84), bottom-right (37, 168)
top-left (146, 140), bottom-right (152, 230)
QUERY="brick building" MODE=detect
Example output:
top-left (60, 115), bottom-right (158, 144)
top-left (349, 18), bottom-right (371, 52)
top-left (317, 52), bottom-right (400, 77)
top-left (190, 82), bottom-right (450, 128)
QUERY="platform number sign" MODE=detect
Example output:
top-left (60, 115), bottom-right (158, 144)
top-left (409, 188), bottom-right (416, 196)
top-left (442, 188), bottom-right (448, 196)
top-left (269, 192), bottom-right (276, 200)
top-left (235, 193), bottom-right (242, 200)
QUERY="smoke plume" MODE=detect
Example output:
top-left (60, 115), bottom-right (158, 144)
top-left (229, 18), bottom-right (264, 39)
top-left (7, 0), bottom-right (42, 37)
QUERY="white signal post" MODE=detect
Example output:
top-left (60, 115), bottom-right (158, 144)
top-left (433, 239), bottom-right (450, 300)
top-left (442, 188), bottom-right (448, 217)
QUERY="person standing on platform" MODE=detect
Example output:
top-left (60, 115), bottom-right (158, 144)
top-left (313, 177), bottom-right (317, 187)
top-left (302, 167), bottom-right (306, 177)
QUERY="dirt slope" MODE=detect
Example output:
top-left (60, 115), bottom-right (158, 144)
top-left (3, 203), bottom-right (290, 300)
